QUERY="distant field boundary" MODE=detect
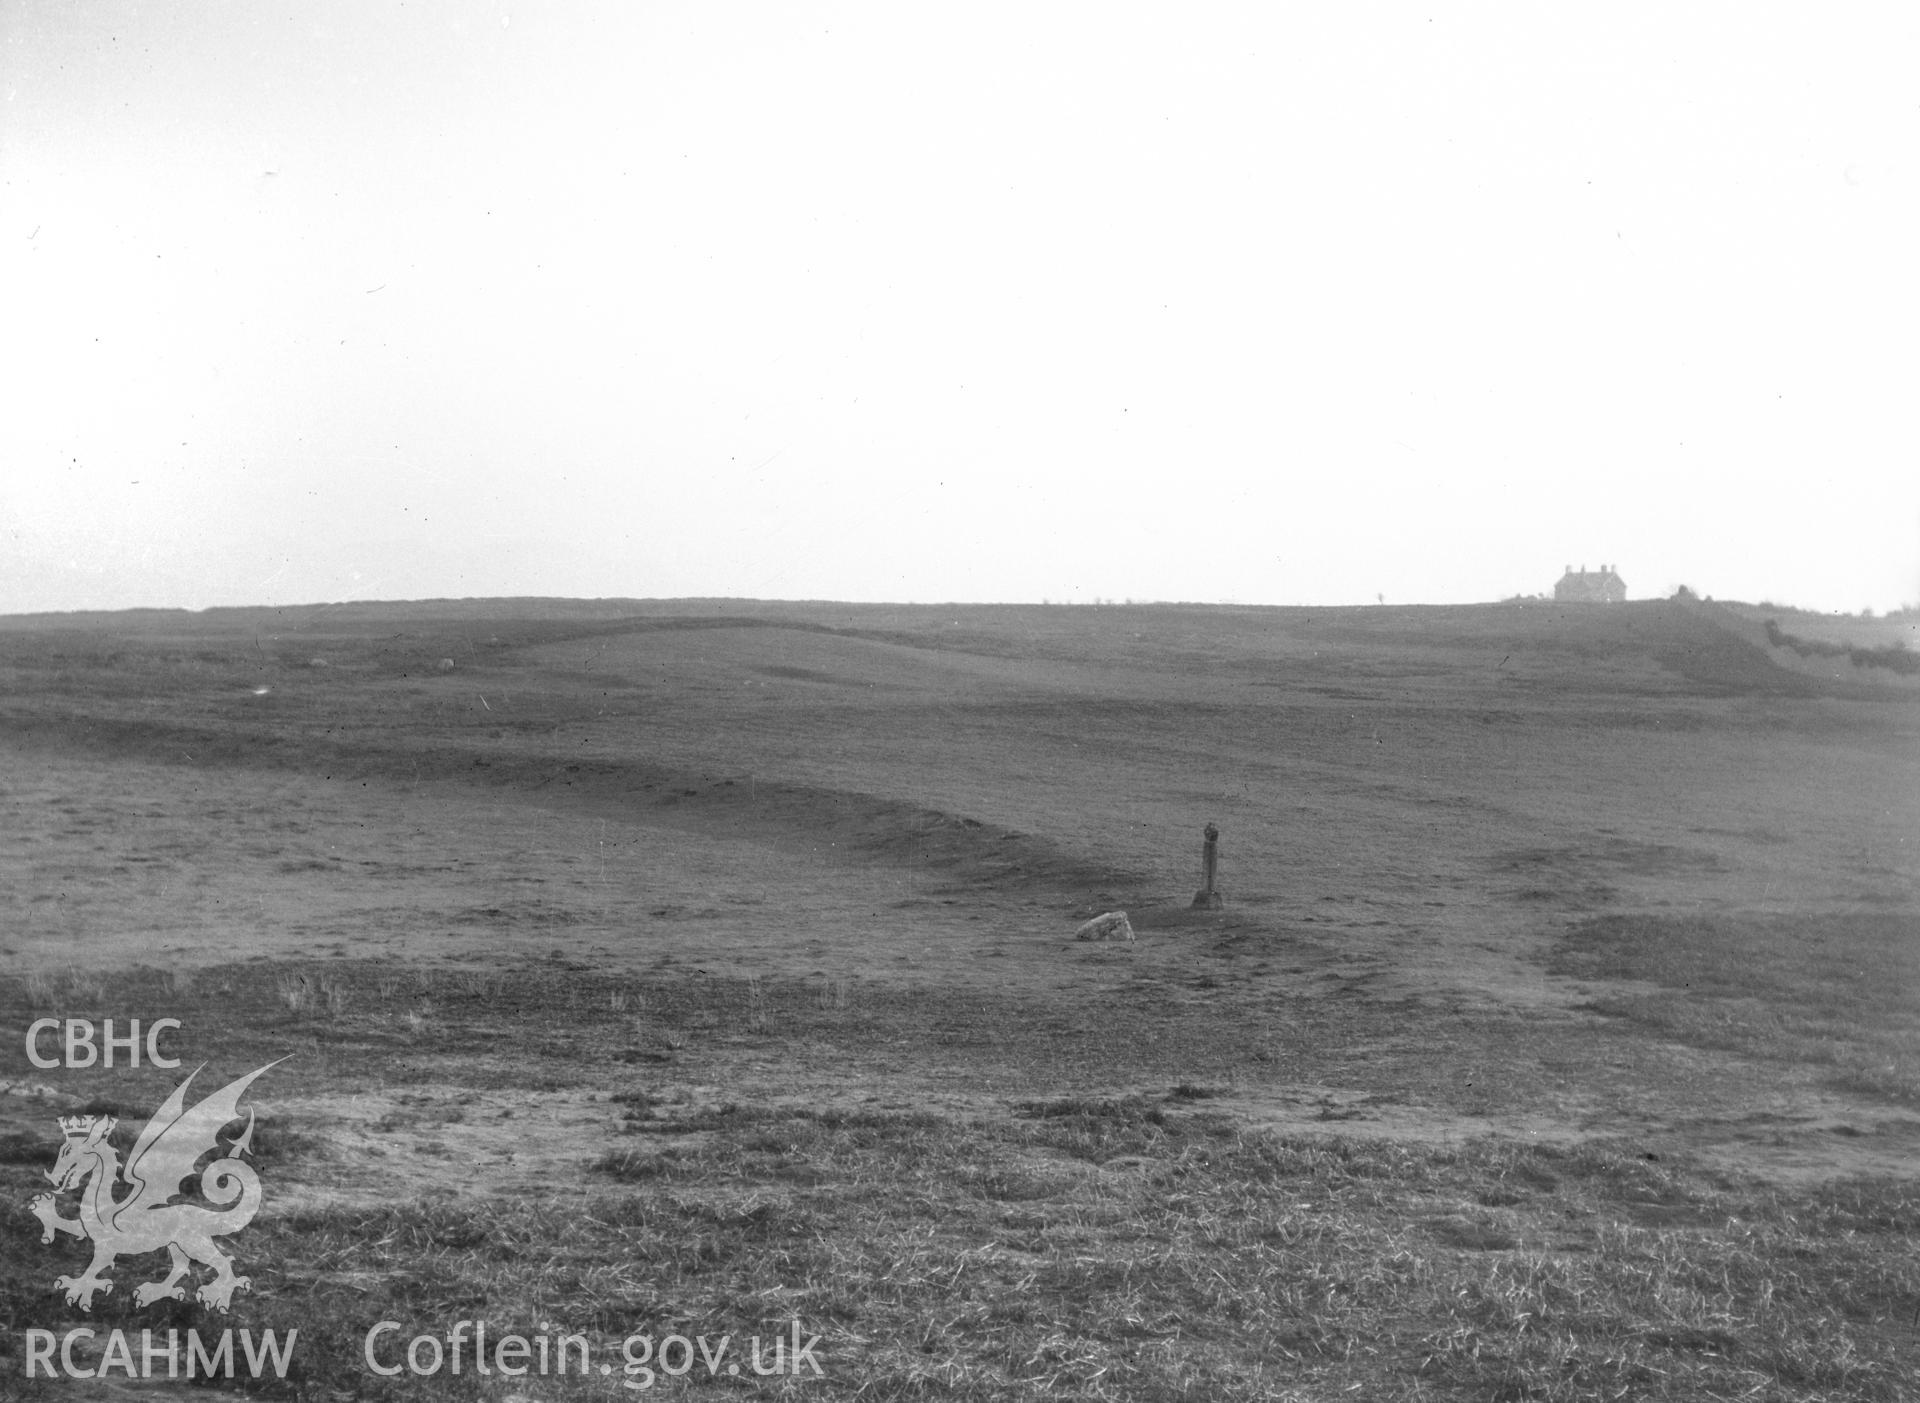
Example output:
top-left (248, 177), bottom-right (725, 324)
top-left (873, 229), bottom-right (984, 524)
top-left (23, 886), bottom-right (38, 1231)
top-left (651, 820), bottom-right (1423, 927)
top-left (1688, 603), bottom-right (1920, 695)
top-left (1763, 618), bottom-right (1920, 676)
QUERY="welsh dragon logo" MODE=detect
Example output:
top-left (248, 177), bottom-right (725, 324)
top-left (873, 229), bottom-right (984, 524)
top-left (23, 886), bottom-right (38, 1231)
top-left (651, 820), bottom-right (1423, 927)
top-left (29, 1060), bottom-right (283, 1313)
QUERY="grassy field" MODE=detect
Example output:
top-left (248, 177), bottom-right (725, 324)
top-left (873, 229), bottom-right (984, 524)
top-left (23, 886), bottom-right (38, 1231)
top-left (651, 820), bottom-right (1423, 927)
top-left (1, 597), bottom-right (1917, 1399)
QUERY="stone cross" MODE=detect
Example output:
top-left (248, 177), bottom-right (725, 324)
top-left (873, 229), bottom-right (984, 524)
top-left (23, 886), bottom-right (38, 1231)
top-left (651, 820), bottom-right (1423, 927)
top-left (1191, 822), bottom-right (1223, 909)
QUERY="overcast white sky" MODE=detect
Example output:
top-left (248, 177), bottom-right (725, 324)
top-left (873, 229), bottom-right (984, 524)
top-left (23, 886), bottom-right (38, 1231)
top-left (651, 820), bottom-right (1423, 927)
top-left (3, 3), bottom-right (1916, 613)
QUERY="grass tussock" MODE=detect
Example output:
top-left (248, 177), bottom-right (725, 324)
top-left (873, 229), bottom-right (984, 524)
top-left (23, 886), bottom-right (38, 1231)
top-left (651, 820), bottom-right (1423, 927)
top-left (275, 971), bottom-right (350, 1019)
top-left (21, 966), bottom-right (108, 1010)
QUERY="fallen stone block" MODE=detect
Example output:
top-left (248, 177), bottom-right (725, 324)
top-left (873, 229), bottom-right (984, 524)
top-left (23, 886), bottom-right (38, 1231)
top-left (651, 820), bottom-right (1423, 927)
top-left (1074, 911), bottom-right (1135, 942)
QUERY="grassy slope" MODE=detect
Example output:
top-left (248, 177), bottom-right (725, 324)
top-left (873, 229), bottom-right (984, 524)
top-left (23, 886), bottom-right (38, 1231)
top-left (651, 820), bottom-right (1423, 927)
top-left (1, 599), bottom-right (1917, 1399)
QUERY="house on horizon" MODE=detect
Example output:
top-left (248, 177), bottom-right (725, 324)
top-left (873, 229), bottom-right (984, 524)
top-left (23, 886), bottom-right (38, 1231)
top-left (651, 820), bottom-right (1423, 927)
top-left (1554, 564), bottom-right (1626, 603)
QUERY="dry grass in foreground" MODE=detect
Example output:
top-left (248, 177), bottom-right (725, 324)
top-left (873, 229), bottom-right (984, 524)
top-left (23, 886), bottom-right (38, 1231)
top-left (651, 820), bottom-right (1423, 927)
top-left (6, 1083), bottom-right (1920, 1400)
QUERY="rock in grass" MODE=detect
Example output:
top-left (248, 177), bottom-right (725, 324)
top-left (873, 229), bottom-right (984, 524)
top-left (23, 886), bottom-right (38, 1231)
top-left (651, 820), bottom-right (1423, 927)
top-left (1074, 911), bottom-right (1134, 942)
